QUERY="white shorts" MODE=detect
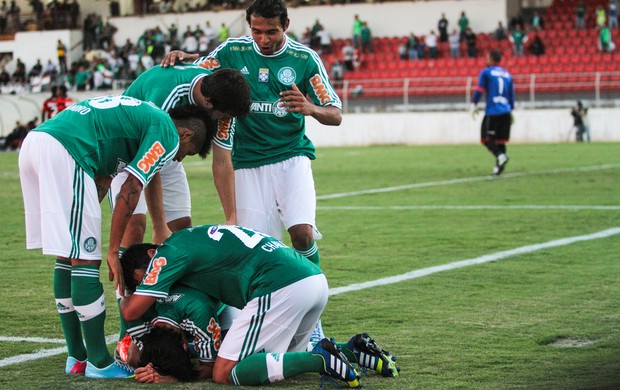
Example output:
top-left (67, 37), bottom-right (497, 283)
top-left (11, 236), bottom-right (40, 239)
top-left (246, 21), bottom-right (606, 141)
top-left (109, 160), bottom-right (191, 223)
top-left (235, 156), bottom-right (321, 241)
top-left (217, 274), bottom-right (328, 361)
top-left (19, 132), bottom-right (102, 260)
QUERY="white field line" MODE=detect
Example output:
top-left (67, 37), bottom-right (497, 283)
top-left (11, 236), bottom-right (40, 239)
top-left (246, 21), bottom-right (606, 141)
top-left (317, 164), bottom-right (620, 200)
top-left (329, 227), bottom-right (620, 296)
top-left (318, 205), bottom-right (620, 211)
top-left (2, 228), bottom-right (619, 368)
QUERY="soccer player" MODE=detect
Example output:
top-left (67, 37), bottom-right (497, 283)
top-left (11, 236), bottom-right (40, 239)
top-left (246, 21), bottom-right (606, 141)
top-left (18, 95), bottom-right (215, 379)
top-left (119, 225), bottom-right (366, 387)
top-left (471, 49), bottom-right (515, 175)
top-left (161, 0), bottom-right (342, 344)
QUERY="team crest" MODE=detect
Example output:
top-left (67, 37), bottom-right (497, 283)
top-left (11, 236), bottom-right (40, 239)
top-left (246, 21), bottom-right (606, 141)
top-left (272, 102), bottom-right (288, 117)
top-left (258, 68), bottom-right (269, 82)
top-left (277, 67), bottom-right (296, 85)
top-left (83, 237), bottom-right (97, 253)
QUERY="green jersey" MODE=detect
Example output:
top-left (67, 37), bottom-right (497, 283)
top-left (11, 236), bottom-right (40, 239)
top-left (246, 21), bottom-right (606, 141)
top-left (123, 64), bottom-right (210, 112)
top-left (32, 95), bottom-right (178, 184)
top-left (197, 36), bottom-right (341, 169)
top-left (127, 285), bottom-right (223, 362)
top-left (135, 225), bottom-right (322, 309)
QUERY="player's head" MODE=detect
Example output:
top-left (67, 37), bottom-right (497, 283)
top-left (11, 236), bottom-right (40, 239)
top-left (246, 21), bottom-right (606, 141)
top-left (121, 243), bottom-right (159, 294)
top-left (168, 104), bottom-right (218, 160)
top-left (58, 85), bottom-right (68, 97)
top-left (246, 0), bottom-right (290, 55)
top-left (200, 68), bottom-right (251, 120)
top-left (50, 85), bottom-right (58, 97)
top-left (488, 49), bottom-right (502, 65)
top-left (138, 326), bottom-right (199, 382)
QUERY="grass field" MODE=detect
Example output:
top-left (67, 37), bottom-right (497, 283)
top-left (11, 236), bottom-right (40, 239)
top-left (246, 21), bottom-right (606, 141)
top-left (1, 142), bottom-right (619, 389)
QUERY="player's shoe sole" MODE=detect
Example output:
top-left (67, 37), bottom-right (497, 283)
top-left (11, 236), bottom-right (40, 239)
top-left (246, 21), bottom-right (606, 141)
top-left (65, 356), bottom-right (86, 375)
top-left (346, 333), bottom-right (400, 377)
top-left (312, 338), bottom-right (361, 388)
top-left (85, 360), bottom-right (135, 379)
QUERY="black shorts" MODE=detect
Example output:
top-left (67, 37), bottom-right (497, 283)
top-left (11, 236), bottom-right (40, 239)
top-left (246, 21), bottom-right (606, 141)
top-left (481, 113), bottom-right (512, 144)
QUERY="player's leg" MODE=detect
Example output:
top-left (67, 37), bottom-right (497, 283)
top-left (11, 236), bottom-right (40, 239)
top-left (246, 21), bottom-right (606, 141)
top-left (493, 113), bottom-right (511, 175)
top-left (235, 165), bottom-right (283, 239)
top-left (160, 161), bottom-right (192, 232)
top-left (19, 133), bottom-right (89, 374)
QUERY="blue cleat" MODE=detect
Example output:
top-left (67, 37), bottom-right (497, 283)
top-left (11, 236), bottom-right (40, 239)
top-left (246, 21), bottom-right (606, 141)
top-left (312, 338), bottom-right (361, 388)
top-left (85, 360), bottom-right (135, 379)
top-left (346, 333), bottom-right (400, 377)
top-left (65, 356), bottom-right (86, 375)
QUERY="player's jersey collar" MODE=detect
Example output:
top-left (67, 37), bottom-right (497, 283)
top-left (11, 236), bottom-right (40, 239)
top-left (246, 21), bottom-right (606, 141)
top-left (251, 34), bottom-right (289, 57)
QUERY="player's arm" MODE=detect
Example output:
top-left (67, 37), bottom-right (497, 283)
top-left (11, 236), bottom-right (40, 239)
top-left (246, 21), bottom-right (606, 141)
top-left (211, 144), bottom-right (236, 225)
top-left (196, 362), bottom-right (214, 380)
top-left (108, 173), bottom-right (144, 295)
top-left (144, 172), bottom-right (172, 244)
top-left (279, 82), bottom-right (342, 126)
top-left (120, 293), bottom-right (157, 322)
top-left (94, 175), bottom-right (112, 203)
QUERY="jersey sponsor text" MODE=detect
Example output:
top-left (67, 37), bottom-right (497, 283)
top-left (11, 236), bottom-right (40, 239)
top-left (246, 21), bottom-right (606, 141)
top-left (137, 141), bottom-right (166, 173)
top-left (144, 257), bottom-right (167, 285)
top-left (310, 74), bottom-right (331, 105)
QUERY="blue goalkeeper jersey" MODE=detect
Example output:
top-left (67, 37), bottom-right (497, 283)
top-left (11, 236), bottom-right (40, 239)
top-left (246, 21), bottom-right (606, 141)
top-left (473, 65), bottom-right (515, 116)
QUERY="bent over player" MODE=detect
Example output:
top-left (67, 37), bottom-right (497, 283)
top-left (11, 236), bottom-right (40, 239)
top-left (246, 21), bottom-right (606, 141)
top-left (18, 96), bottom-right (215, 379)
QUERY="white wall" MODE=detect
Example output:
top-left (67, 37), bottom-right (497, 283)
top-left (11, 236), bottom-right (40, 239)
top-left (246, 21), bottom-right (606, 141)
top-left (1, 92), bottom-right (617, 143)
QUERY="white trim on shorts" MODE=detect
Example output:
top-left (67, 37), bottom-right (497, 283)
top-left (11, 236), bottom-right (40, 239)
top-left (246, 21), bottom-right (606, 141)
top-left (217, 274), bottom-right (328, 361)
top-left (19, 132), bottom-right (102, 260)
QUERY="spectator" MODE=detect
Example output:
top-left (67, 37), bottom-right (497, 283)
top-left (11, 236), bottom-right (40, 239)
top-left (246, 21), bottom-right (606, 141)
top-left (425, 30), bottom-right (438, 59)
top-left (198, 31), bottom-right (209, 56)
top-left (596, 6), bottom-right (607, 28)
top-left (69, 0), bottom-right (79, 29)
top-left (316, 25), bottom-right (331, 55)
top-left (182, 28), bottom-right (198, 52)
top-left (218, 22), bottom-right (229, 45)
top-left (204, 21), bottom-right (217, 52)
top-left (610, 0), bottom-right (618, 29)
top-left (342, 39), bottom-right (355, 71)
top-left (12, 57), bottom-right (25, 82)
top-left (530, 11), bottom-right (544, 31)
top-left (0, 66), bottom-right (10, 85)
top-left (598, 25), bottom-right (615, 52)
top-left (458, 11), bottom-right (469, 41)
top-left (8, 0), bottom-right (19, 33)
top-left (27, 58), bottom-right (43, 79)
top-left (575, 0), bottom-right (587, 29)
top-left (301, 26), bottom-right (312, 47)
top-left (330, 59), bottom-right (344, 82)
top-left (509, 24), bottom-right (528, 57)
top-left (407, 33), bottom-right (419, 60)
top-left (0, 1), bottom-right (8, 34)
top-left (398, 40), bottom-right (408, 60)
top-left (310, 19), bottom-right (322, 50)
top-left (3, 120), bottom-right (27, 150)
top-left (448, 29), bottom-right (460, 58)
top-left (494, 21), bottom-right (507, 40)
top-left (352, 14), bottom-right (363, 49)
top-left (528, 34), bottom-right (545, 56)
top-left (360, 21), bottom-right (372, 53)
top-left (168, 22), bottom-right (178, 44)
top-left (438, 12), bottom-right (449, 43)
top-left (57, 39), bottom-right (67, 74)
top-left (464, 27), bottom-right (477, 58)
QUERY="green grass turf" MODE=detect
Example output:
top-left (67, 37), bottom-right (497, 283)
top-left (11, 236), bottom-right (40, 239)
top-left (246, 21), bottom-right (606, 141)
top-left (0, 142), bottom-right (619, 389)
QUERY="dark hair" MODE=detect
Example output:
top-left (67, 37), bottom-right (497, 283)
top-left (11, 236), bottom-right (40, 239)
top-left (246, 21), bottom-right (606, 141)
top-left (168, 104), bottom-right (217, 159)
top-left (121, 243), bottom-right (159, 293)
top-left (201, 68), bottom-right (251, 118)
top-left (489, 49), bottom-right (503, 64)
top-left (139, 327), bottom-right (199, 382)
top-left (246, 0), bottom-right (288, 28)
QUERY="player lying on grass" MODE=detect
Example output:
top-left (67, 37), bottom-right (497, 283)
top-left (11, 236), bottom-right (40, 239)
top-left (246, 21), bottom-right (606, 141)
top-left (119, 225), bottom-right (399, 386)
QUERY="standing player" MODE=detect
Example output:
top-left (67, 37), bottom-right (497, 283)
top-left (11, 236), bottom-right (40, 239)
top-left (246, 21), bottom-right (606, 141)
top-left (471, 49), bottom-right (515, 175)
top-left (119, 225), bottom-right (364, 387)
top-left (18, 96), bottom-right (214, 379)
top-left (162, 0), bottom-right (342, 344)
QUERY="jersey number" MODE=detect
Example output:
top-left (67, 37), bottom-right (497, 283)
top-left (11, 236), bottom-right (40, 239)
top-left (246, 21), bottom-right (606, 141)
top-left (89, 95), bottom-right (142, 109)
top-left (207, 226), bottom-right (267, 249)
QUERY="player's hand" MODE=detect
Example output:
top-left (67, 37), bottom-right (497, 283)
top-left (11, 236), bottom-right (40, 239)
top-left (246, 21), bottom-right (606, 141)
top-left (470, 105), bottom-right (480, 120)
top-left (279, 83), bottom-right (314, 116)
top-left (510, 113), bottom-right (515, 124)
top-left (160, 50), bottom-right (199, 67)
top-left (135, 363), bottom-right (156, 383)
top-left (107, 251), bottom-right (125, 295)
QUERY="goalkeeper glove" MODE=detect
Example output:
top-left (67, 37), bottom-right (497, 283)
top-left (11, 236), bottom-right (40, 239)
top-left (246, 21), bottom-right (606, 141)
top-left (470, 105), bottom-right (480, 120)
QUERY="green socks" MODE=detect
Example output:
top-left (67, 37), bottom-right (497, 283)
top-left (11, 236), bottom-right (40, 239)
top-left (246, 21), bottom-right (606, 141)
top-left (71, 264), bottom-right (112, 368)
top-left (53, 259), bottom-right (87, 361)
top-left (230, 352), bottom-right (323, 385)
